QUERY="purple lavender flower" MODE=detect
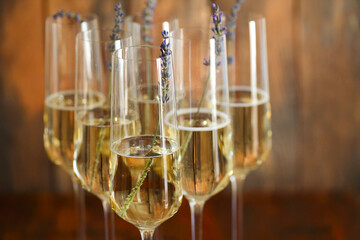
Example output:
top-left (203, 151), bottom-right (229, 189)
top-left (110, 2), bottom-right (124, 41)
top-left (75, 13), bottom-right (81, 22)
top-left (159, 30), bottom-right (171, 104)
top-left (211, 3), bottom-right (226, 37)
top-left (203, 3), bottom-right (227, 66)
top-left (59, 9), bottom-right (65, 17)
top-left (67, 11), bottom-right (74, 19)
top-left (108, 3), bottom-right (126, 70)
top-left (226, 0), bottom-right (245, 63)
top-left (142, 0), bottom-right (157, 43)
top-left (226, 0), bottom-right (244, 40)
top-left (203, 58), bottom-right (210, 66)
top-left (52, 9), bottom-right (82, 22)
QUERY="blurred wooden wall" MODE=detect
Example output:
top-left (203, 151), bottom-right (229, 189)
top-left (0, 0), bottom-right (359, 193)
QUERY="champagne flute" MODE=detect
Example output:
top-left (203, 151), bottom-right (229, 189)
top-left (73, 29), bottom-right (133, 240)
top-left (224, 14), bottom-right (272, 240)
top-left (43, 12), bottom-right (98, 240)
top-left (109, 45), bottom-right (182, 240)
top-left (169, 28), bottom-right (231, 240)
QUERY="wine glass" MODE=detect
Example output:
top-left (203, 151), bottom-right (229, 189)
top-left (43, 12), bottom-right (98, 240)
top-left (109, 45), bottom-right (182, 240)
top-left (169, 28), bottom-right (232, 240)
top-left (225, 14), bottom-right (272, 240)
top-left (73, 28), bottom-right (133, 240)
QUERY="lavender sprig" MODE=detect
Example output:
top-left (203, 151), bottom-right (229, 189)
top-left (202, 4), bottom-right (226, 67)
top-left (119, 31), bottom-right (171, 218)
top-left (226, 0), bottom-right (243, 40)
top-left (108, 3), bottom-right (125, 54)
top-left (142, 0), bottom-right (157, 43)
top-left (226, 0), bottom-right (244, 64)
top-left (159, 31), bottom-right (171, 104)
top-left (53, 9), bottom-right (82, 22)
top-left (212, 3), bottom-right (226, 37)
top-left (110, 3), bottom-right (125, 41)
top-left (179, 3), bottom-right (227, 160)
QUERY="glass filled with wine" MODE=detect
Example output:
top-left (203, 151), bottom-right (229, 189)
top-left (110, 45), bottom-right (182, 240)
top-left (43, 12), bottom-right (98, 240)
top-left (222, 14), bottom-right (272, 240)
top-left (169, 27), bottom-right (232, 240)
top-left (73, 28), bottom-right (133, 240)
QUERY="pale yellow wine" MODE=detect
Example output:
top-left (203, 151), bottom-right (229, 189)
top-left (225, 87), bottom-right (272, 178)
top-left (73, 108), bottom-right (140, 201)
top-left (177, 108), bottom-right (232, 203)
top-left (110, 135), bottom-right (182, 230)
top-left (43, 90), bottom-right (103, 174)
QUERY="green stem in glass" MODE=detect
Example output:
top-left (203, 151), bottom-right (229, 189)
top-left (89, 126), bottom-right (106, 188)
top-left (179, 73), bottom-right (211, 159)
top-left (89, 70), bottom-right (112, 189)
top-left (119, 119), bottom-right (160, 218)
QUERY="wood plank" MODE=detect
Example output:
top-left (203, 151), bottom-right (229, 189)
top-left (0, 0), bottom-right (54, 192)
top-left (1, 191), bottom-right (360, 239)
top-left (299, 0), bottom-right (360, 190)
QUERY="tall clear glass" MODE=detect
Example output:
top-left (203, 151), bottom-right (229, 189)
top-left (43, 13), bottom-right (98, 240)
top-left (73, 29), bottom-right (133, 240)
top-left (169, 28), bottom-right (232, 240)
top-left (225, 14), bottom-right (272, 240)
top-left (109, 46), bottom-right (182, 240)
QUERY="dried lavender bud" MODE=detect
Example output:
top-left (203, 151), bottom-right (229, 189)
top-left (203, 3), bottom-right (226, 66)
top-left (212, 3), bottom-right (226, 37)
top-left (108, 3), bottom-right (126, 70)
top-left (203, 58), bottom-right (210, 66)
top-left (59, 9), bottom-right (65, 17)
top-left (227, 56), bottom-right (235, 64)
top-left (52, 9), bottom-right (82, 22)
top-left (159, 30), bottom-right (171, 104)
top-left (142, 0), bottom-right (157, 44)
top-left (226, 0), bottom-right (245, 40)
top-left (112, 2), bottom-right (124, 37)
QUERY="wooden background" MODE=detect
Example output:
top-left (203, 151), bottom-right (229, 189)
top-left (0, 0), bottom-right (359, 193)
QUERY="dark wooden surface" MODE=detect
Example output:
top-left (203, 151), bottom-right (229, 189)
top-left (0, 0), bottom-right (359, 193)
top-left (1, 189), bottom-right (360, 239)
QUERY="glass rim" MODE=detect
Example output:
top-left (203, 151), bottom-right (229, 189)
top-left (76, 28), bottom-right (132, 43)
top-left (113, 45), bottom-right (172, 62)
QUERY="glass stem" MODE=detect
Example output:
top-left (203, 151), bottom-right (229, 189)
top-left (140, 229), bottom-right (155, 240)
top-left (71, 177), bottom-right (86, 240)
top-left (102, 200), bottom-right (116, 240)
top-left (231, 175), bottom-right (246, 240)
top-left (189, 201), bottom-right (205, 240)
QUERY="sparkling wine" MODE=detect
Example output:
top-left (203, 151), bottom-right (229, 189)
top-left (177, 108), bottom-right (232, 203)
top-left (110, 135), bottom-right (182, 230)
top-left (43, 90), bottom-right (103, 174)
top-left (73, 108), bottom-right (140, 201)
top-left (223, 86), bottom-right (272, 178)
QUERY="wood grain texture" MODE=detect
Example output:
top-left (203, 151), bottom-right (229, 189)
top-left (1, 191), bottom-right (360, 239)
top-left (298, 0), bottom-right (360, 190)
top-left (0, 0), bottom-right (359, 192)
